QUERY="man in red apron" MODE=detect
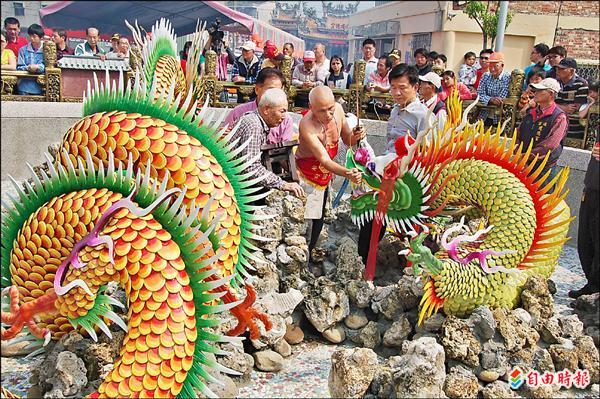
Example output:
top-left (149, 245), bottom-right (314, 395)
top-left (296, 86), bottom-right (364, 260)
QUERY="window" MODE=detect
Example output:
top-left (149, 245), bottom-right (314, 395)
top-left (13, 2), bottom-right (24, 16)
top-left (410, 33), bottom-right (431, 61)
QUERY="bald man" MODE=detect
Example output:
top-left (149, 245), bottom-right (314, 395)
top-left (296, 86), bottom-right (364, 259)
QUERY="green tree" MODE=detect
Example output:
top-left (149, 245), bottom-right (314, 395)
top-left (464, 1), bottom-right (514, 49)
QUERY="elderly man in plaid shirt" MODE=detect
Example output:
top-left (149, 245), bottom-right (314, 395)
top-left (476, 52), bottom-right (511, 126)
top-left (230, 88), bottom-right (305, 203)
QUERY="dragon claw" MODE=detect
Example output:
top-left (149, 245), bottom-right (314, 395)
top-left (1, 285), bottom-right (58, 341)
top-left (226, 283), bottom-right (272, 340)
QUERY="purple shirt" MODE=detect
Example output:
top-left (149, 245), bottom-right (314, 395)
top-left (224, 100), bottom-right (294, 144)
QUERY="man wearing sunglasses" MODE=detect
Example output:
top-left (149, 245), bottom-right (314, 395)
top-left (473, 48), bottom-right (493, 90)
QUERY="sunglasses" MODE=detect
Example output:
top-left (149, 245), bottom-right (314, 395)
top-left (480, 56), bottom-right (490, 60)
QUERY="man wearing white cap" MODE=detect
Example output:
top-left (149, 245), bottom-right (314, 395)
top-left (232, 41), bottom-right (260, 83)
top-left (232, 40), bottom-right (261, 103)
top-left (292, 50), bottom-right (322, 88)
top-left (517, 77), bottom-right (567, 187)
top-left (292, 50), bottom-right (323, 107)
top-left (418, 72), bottom-right (445, 116)
top-left (418, 72), bottom-right (446, 131)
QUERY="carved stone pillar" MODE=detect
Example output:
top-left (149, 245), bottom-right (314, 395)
top-left (45, 68), bottom-right (62, 102)
top-left (280, 55), bottom-right (294, 105)
top-left (43, 40), bottom-right (57, 68)
top-left (203, 50), bottom-right (218, 106)
top-left (502, 68), bottom-right (525, 135)
top-left (43, 40), bottom-right (61, 101)
top-left (349, 59), bottom-right (366, 118)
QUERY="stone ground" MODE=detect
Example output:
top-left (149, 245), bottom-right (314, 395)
top-left (1, 246), bottom-right (594, 398)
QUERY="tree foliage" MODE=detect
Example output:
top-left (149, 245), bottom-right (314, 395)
top-left (464, 1), bottom-right (514, 49)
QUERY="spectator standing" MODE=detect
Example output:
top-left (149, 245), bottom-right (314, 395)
top-left (523, 43), bottom-right (551, 89)
top-left (282, 42), bottom-right (301, 71)
top-left (419, 72), bottom-right (447, 129)
top-left (349, 38), bottom-right (378, 85)
top-left (414, 48), bottom-right (431, 76)
top-left (52, 28), bottom-right (73, 60)
top-left (579, 79), bottom-right (599, 120)
top-left (16, 24), bottom-right (45, 95)
top-left (1, 30), bottom-right (17, 70)
top-left (474, 48), bottom-right (493, 89)
top-left (292, 50), bottom-right (321, 88)
top-left (518, 67), bottom-right (546, 116)
top-left (109, 33), bottom-right (120, 52)
top-left (555, 58), bottom-right (589, 140)
top-left (108, 37), bottom-right (129, 59)
top-left (261, 40), bottom-right (285, 70)
top-left (232, 40), bottom-right (261, 84)
top-left (4, 17), bottom-right (27, 57)
top-left (324, 55), bottom-right (352, 89)
top-left (433, 54), bottom-right (447, 69)
top-left (546, 46), bottom-right (567, 80)
top-left (476, 52), bottom-right (511, 126)
top-left (458, 51), bottom-right (477, 88)
top-left (313, 43), bottom-right (330, 83)
top-left (75, 27), bottom-right (106, 59)
top-left (228, 88), bottom-right (304, 199)
top-left (389, 48), bottom-right (401, 67)
top-left (359, 63), bottom-right (429, 266)
top-left (223, 68), bottom-right (294, 144)
top-left (439, 70), bottom-right (476, 101)
top-left (571, 80), bottom-right (599, 298)
top-left (427, 51), bottom-right (438, 66)
top-left (516, 78), bottom-right (567, 188)
top-left (365, 55), bottom-right (391, 93)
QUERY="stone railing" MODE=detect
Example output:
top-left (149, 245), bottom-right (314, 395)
top-left (1, 40), bottom-right (61, 102)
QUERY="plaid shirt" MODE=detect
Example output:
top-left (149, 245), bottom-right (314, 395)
top-left (476, 70), bottom-right (511, 123)
top-left (229, 110), bottom-right (284, 189)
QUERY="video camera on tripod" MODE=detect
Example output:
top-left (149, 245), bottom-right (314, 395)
top-left (208, 17), bottom-right (225, 53)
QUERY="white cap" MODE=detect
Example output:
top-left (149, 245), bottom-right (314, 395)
top-left (303, 50), bottom-right (316, 61)
top-left (240, 41), bottom-right (256, 51)
top-left (530, 78), bottom-right (561, 93)
top-left (419, 72), bottom-right (441, 89)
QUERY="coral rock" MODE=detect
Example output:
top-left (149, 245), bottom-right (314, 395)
top-left (253, 350), bottom-right (285, 372)
top-left (444, 365), bottom-right (479, 398)
top-left (441, 315), bottom-right (481, 368)
top-left (392, 337), bottom-right (446, 398)
top-left (328, 347), bottom-right (378, 398)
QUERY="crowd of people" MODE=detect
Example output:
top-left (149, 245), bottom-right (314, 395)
top-left (1, 16), bottom-right (598, 296)
top-left (1, 17), bottom-right (131, 94)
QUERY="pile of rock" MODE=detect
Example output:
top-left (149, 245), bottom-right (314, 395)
top-left (325, 275), bottom-right (600, 398)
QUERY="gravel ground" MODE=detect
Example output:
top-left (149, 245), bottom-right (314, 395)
top-left (0, 181), bottom-right (596, 397)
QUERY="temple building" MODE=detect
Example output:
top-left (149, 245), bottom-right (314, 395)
top-left (270, 1), bottom-right (359, 63)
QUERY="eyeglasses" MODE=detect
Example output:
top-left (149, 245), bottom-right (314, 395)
top-left (547, 55), bottom-right (560, 59)
top-left (480, 56), bottom-right (490, 60)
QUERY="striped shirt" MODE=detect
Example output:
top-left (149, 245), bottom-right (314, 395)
top-left (229, 111), bottom-right (285, 189)
top-left (555, 74), bottom-right (589, 139)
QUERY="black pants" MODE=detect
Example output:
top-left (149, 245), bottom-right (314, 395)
top-left (358, 218), bottom-right (386, 265)
top-left (308, 187), bottom-right (329, 254)
top-left (578, 188), bottom-right (600, 288)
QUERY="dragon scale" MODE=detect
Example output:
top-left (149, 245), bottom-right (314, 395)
top-left (348, 91), bottom-right (572, 323)
top-left (1, 19), bottom-right (272, 398)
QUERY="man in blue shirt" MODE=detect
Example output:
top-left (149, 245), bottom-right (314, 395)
top-left (16, 23), bottom-right (45, 95)
top-left (476, 52), bottom-right (511, 126)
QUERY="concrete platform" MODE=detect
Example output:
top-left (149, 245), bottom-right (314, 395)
top-left (1, 101), bottom-right (592, 245)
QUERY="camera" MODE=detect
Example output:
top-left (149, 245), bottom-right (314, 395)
top-left (208, 18), bottom-right (224, 52)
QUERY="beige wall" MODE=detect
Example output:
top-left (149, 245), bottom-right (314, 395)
top-left (347, 1), bottom-right (598, 66)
